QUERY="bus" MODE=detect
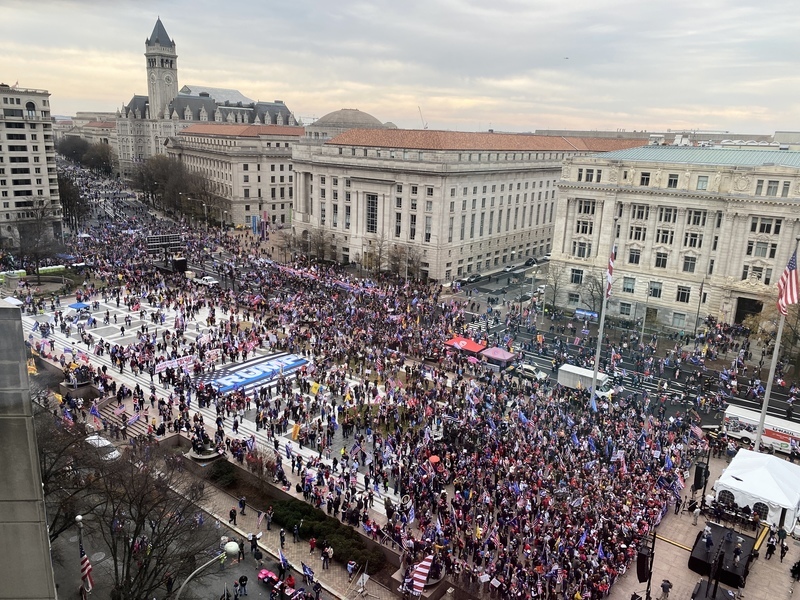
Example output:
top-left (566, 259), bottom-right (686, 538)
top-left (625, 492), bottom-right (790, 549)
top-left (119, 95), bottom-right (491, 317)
top-left (723, 405), bottom-right (800, 454)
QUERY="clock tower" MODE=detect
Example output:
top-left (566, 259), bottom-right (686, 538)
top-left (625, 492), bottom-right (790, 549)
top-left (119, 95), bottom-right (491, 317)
top-left (145, 18), bottom-right (178, 119)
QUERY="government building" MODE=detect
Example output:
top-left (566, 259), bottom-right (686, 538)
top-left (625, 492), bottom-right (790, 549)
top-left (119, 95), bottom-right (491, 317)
top-left (166, 123), bottom-right (303, 228)
top-left (553, 145), bottom-right (800, 330)
top-left (291, 116), bottom-right (646, 281)
top-left (0, 83), bottom-right (61, 249)
top-left (116, 19), bottom-right (298, 179)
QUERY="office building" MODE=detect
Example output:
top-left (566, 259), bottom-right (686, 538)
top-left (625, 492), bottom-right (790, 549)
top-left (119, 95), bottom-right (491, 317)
top-left (553, 145), bottom-right (800, 329)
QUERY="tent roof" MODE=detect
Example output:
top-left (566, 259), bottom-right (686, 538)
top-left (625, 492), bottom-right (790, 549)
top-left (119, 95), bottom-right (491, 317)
top-left (714, 449), bottom-right (800, 510)
top-left (444, 336), bottom-right (484, 354)
top-left (480, 346), bottom-right (515, 361)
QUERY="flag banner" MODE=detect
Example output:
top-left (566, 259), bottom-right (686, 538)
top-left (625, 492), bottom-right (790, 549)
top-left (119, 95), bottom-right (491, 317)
top-left (80, 542), bottom-right (94, 591)
top-left (778, 250), bottom-right (800, 315)
top-left (606, 245), bottom-right (617, 298)
top-left (411, 555), bottom-right (434, 596)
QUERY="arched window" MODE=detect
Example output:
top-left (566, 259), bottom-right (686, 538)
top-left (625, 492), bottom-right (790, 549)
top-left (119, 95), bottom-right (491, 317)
top-left (25, 101), bottom-right (36, 118)
top-left (752, 502), bottom-right (769, 522)
top-left (718, 490), bottom-right (735, 506)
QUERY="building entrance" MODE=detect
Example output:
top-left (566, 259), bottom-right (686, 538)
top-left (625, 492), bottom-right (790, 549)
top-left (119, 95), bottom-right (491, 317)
top-left (735, 296), bottom-right (763, 323)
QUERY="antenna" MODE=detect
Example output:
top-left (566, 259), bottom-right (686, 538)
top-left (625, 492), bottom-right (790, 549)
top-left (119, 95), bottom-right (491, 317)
top-left (418, 106), bottom-right (428, 130)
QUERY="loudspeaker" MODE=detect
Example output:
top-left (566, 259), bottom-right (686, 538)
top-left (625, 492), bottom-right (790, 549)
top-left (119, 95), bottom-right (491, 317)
top-left (172, 257), bottom-right (187, 273)
top-left (694, 464), bottom-right (708, 491)
top-left (637, 548), bottom-right (651, 583)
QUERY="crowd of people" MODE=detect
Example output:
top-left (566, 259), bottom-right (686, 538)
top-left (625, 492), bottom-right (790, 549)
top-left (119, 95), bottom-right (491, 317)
top-left (24, 163), bottom-right (755, 599)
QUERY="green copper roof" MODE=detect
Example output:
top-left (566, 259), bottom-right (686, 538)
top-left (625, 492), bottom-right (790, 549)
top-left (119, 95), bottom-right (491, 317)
top-left (596, 146), bottom-right (800, 168)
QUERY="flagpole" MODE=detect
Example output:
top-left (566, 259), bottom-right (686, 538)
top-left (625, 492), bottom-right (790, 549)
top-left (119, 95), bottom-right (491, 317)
top-left (590, 217), bottom-right (618, 411)
top-left (755, 235), bottom-right (800, 451)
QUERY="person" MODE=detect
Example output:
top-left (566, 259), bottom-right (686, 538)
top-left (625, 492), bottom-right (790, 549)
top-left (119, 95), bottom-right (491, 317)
top-left (265, 506), bottom-right (274, 530)
top-left (286, 574), bottom-right (296, 589)
top-left (347, 560), bottom-right (357, 582)
top-left (323, 545), bottom-right (333, 570)
top-left (309, 536), bottom-right (317, 554)
top-left (313, 580), bottom-right (322, 600)
top-left (237, 537), bottom-right (245, 561)
top-left (239, 574), bottom-right (249, 596)
top-left (229, 507), bottom-right (237, 526)
top-left (766, 535), bottom-right (777, 560)
top-left (705, 533), bottom-right (714, 556)
top-left (233, 581), bottom-right (240, 599)
top-left (733, 543), bottom-right (742, 565)
top-left (293, 522), bottom-right (300, 542)
top-left (781, 542), bottom-right (790, 563)
top-left (239, 496), bottom-right (247, 515)
top-left (659, 579), bottom-right (673, 600)
top-left (693, 505), bottom-right (701, 526)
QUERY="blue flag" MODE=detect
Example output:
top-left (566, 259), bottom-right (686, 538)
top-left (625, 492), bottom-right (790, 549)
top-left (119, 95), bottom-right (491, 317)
top-left (89, 404), bottom-right (102, 419)
top-left (588, 437), bottom-right (596, 452)
top-left (408, 505), bottom-right (415, 524)
top-left (665, 453), bottom-right (673, 470)
top-left (302, 562), bottom-right (314, 581)
top-left (571, 432), bottom-right (579, 447)
top-left (518, 411), bottom-right (529, 426)
top-left (279, 548), bottom-right (290, 569)
top-left (590, 397), bottom-right (597, 413)
top-left (579, 529), bottom-right (587, 547)
top-left (598, 541), bottom-right (606, 560)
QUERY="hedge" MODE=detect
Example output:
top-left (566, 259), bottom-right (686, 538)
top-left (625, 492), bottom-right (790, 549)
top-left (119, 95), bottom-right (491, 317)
top-left (271, 498), bottom-right (387, 575)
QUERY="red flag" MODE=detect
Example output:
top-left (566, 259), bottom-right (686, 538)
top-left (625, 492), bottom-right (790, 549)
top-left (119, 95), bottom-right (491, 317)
top-left (606, 246), bottom-right (617, 298)
top-left (777, 250), bottom-right (799, 316)
top-left (80, 543), bottom-right (94, 591)
top-left (411, 554), bottom-right (433, 596)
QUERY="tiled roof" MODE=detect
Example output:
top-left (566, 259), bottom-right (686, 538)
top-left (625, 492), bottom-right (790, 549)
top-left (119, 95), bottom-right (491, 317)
top-left (596, 146), bottom-right (800, 168)
top-left (326, 129), bottom-right (648, 152)
top-left (178, 85), bottom-right (255, 106)
top-left (85, 121), bottom-right (116, 128)
top-left (178, 124), bottom-right (303, 137)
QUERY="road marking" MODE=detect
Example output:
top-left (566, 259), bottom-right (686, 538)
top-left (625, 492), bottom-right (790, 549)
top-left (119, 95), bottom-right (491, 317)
top-left (655, 534), bottom-right (692, 551)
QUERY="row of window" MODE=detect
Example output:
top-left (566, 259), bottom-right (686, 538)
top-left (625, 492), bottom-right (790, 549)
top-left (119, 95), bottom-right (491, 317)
top-left (336, 147), bottom-right (566, 163)
top-left (569, 269), bottom-right (699, 304)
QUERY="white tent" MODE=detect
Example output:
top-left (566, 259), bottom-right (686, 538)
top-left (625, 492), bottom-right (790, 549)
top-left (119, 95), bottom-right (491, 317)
top-left (713, 449), bottom-right (800, 529)
top-left (2, 296), bottom-right (23, 307)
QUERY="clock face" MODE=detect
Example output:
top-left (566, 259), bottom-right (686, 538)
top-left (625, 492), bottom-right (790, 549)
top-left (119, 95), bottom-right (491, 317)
top-left (164, 74), bottom-right (173, 85)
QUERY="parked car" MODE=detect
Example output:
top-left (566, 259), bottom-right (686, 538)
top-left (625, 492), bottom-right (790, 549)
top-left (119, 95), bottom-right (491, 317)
top-left (514, 293), bottom-right (532, 303)
top-left (467, 273), bottom-right (483, 283)
top-left (524, 258), bottom-right (537, 266)
top-left (503, 264), bottom-right (517, 272)
top-left (85, 434), bottom-right (121, 461)
top-left (196, 276), bottom-right (220, 287)
top-left (541, 253), bottom-right (551, 261)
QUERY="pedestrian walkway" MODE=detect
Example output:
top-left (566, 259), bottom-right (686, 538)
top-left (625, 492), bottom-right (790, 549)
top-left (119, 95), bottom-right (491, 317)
top-left (192, 466), bottom-right (397, 600)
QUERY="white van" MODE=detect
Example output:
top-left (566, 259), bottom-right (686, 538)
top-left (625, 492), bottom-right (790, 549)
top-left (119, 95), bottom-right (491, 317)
top-left (85, 434), bottom-right (121, 461)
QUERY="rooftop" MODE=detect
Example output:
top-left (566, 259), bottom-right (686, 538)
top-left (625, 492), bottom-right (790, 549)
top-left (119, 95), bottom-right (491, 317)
top-left (147, 18), bottom-right (174, 47)
top-left (178, 124), bottom-right (303, 137)
top-left (326, 129), bottom-right (648, 152)
top-left (178, 85), bottom-right (255, 106)
top-left (84, 121), bottom-right (116, 129)
top-left (596, 145), bottom-right (800, 168)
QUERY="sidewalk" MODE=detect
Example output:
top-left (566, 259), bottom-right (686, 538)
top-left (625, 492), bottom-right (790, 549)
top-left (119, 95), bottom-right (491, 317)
top-left (196, 470), bottom-right (397, 600)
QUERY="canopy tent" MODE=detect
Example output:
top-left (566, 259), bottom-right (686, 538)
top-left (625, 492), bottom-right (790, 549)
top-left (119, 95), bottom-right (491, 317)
top-left (444, 336), bottom-right (484, 354)
top-left (713, 449), bottom-right (800, 529)
top-left (480, 347), bottom-right (515, 362)
top-left (2, 296), bottom-right (23, 307)
top-left (68, 301), bottom-right (90, 310)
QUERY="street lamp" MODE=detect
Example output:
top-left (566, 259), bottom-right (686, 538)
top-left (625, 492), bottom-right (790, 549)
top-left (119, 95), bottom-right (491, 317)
top-left (175, 540), bottom-right (240, 600)
top-left (75, 515), bottom-right (92, 594)
top-left (223, 210), bottom-right (228, 229)
top-left (203, 203), bottom-right (208, 230)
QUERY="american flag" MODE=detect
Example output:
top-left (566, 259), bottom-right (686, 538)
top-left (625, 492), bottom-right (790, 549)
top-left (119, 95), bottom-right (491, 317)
top-left (690, 424), bottom-right (705, 439)
top-left (777, 250), bottom-right (799, 316)
top-left (80, 543), bottom-right (94, 591)
top-left (606, 245), bottom-right (617, 298)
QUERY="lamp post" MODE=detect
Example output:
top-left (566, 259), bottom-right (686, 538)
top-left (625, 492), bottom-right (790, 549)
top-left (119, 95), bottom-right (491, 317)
top-left (203, 203), bottom-right (208, 230)
top-left (175, 540), bottom-right (240, 600)
top-left (223, 210), bottom-right (228, 229)
top-left (640, 283), bottom-right (651, 342)
top-left (75, 515), bottom-right (90, 594)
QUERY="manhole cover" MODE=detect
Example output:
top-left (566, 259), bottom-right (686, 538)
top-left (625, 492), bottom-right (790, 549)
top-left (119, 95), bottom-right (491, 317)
top-left (91, 552), bottom-right (106, 562)
top-left (68, 535), bottom-right (78, 543)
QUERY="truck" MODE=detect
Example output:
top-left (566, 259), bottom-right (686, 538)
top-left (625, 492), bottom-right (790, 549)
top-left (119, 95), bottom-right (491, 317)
top-left (557, 364), bottom-right (615, 399)
top-left (196, 276), bottom-right (220, 287)
top-left (723, 405), bottom-right (800, 454)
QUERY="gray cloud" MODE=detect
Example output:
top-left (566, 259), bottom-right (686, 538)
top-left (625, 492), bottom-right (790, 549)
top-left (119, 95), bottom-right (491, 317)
top-left (3, 0), bottom-right (799, 133)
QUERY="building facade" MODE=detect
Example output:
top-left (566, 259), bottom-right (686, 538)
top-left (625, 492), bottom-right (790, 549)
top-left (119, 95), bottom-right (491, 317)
top-left (553, 146), bottom-right (800, 330)
top-left (292, 123), bottom-right (646, 281)
top-left (0, 84), bottom-right (61, 249)
top-left (166, 123), bottom-right (303, 227)
top-left (116, 19), bottom-right (297, 179)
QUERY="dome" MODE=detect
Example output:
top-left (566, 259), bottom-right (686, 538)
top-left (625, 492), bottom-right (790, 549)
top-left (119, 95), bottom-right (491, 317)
top-left (314, 108), bottom-right (385, 129)
top-left (383, 122), bottom-right (398, 129)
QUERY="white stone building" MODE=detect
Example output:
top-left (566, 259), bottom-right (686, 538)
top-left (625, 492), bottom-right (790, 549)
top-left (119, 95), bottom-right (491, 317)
top-left (0, 83), bottom-right (61, 249)
top-left (116, 19), bottom-right (297, 179)
top-left (292, 119), bottom-right (646, 281)
top-left (553, 146), bottom-right (800, 330)
top-left (166, 123), bottom-right (303, 227)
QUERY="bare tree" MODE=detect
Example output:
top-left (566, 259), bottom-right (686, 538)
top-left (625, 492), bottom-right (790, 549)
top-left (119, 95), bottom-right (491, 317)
top-left (545, 263), bottom-right (566, 309)
top-left (407, 246), bottom-right (423, 280)
top-left (580, 270), bottom-right (606, 313)
top-left (388, 244), bottom-right (405, 276)
top-left (309, 229), bottom-right (332, 259)
top-left (89, 446), bottom-right (219, 600)
top-left (16, 202), bottom-right (63, 284)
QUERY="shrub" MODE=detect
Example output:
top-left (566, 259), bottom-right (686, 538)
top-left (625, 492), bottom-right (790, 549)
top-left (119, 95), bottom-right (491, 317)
top-left (270, 498), bottom-right (386, 574)
top-left (207, 459), bottom-right (236, 488)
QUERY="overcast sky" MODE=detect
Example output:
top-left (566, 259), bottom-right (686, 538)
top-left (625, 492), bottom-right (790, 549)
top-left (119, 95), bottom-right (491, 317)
top-left (3, 0), bottom-right (799, 134)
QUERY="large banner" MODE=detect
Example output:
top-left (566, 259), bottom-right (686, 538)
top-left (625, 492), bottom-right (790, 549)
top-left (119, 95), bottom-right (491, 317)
top-left (194, 352), bottom-right (308, 394)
